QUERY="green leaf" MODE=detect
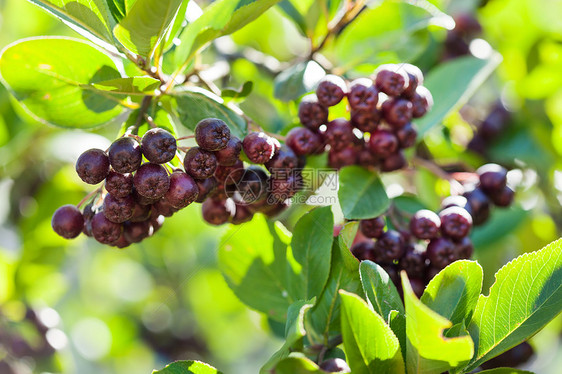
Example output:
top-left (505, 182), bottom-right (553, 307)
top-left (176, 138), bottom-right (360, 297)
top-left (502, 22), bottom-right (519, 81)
top-left (26, 0), bottom-right (115, 44)
top-left (113, 0), bottom-right (183, 59)
top-left (291, 207), bottom-right (334, 299)
top-left (273, 60), bottom-right (325, 102)
top-left (359, 261), bottom-right (406, 358)
top-left (402, 272), bottom-right (474, 374)
top-left (415, 54), bottom-right (502, 138)
top-left (421, 260), bottom-right (483, 327)
top-left (477, 369), bottom-right (535, 374)
top-left (339, 290), bottom-right (405, 374)
top-left (173, 87), bottom-right (247, 138)
top-left (152, 360), bottom-right (222, 374)
top-left (175, 0), bottom-right (281, 66)
top-left (463, 239), bottom-right (562, 373)
top-left (338, 166), bottom-right (389, 220)
top-left (90, 76), bottom-right (161, 95)
top-left (107, 0), bottom-right (127, 22)
top-left (218, 215), bottom-right (293, 321)
top-left (0, 37), bottom-right (124, 129)
top-left (277, 0), bottom-right (308, 35)
top-left (274, 354), bottom-right (322, 374)
top-left (221, 81), bottom-right (254, 101)
top-left (337, 222), bottom-right (361, 271)
top-left (161, 0), bottom-right (190, 52)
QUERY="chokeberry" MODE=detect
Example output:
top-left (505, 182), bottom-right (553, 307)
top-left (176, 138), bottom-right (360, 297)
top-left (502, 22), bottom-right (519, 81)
top-left (323, 118), bottom-right (355, 151)
top-left (298, 94), bottom-right (329, 131)
top-left (374, 230), bottom-right (405, 263)
top-left (129, 201), bottom-right (152, 222)
top-left (153, 198), bottom-right (178, 217)
top-left (286, 127), bottom-right (323, 156)
top-left (463, 187), bottom-right (491, 225)
top-left (316, 75), bottom-right (347, 107)
top-left (269, 171), bottom-right (302, 202)
top-left (91, 212), bottom-right (123, 244)
top-left (132, 186), bottom-right (158, 206)
top-left (490, 185), bottom-right (514, 207)
top-left (194, 118), bottom-right (231, 151)
top-left (382, 98), bottom-right (413, 128)
top-left (441, 195), bottom-right (469, 210)
top-left (52, 205), bottom-right (84, 239)
top-left (360, 216), bottom-right (386, 238)
top-left (454, 236), bottom-right (474, 259)
top-left (202, 198), bottom-right (233, 225)
top-left (242, 132), bottom-right (275, 164)
top-left (133, 163), bottom-right (170, 199)
top-left (375, 65), bottom-right (408, 97)
top-left (395, 122), bottom-right (417, 148)
top-left (351, 240), bottom-right (376, 262)
top-left (368, 130), bottom-right (399, 158)
top-left (348, 78), bottom-right (379, 111)
top-left (319, 358), bottom-right (351, 373)
top-left (357, 146), bottom-right (379, 167)
top-left (164, 171), bottom-right (199, 209)
top-left (112, 233), bottom-right (131, 249)
top-left (184, 147), bottom-right (218, 179)
top-left (236, 166), bottom-right (269, 204)
top-left (265, 145), bottom-right (299, 174)
top-left (381, 263), bottom-right (400, 286)
top-left (215, 136), bottom-right (242, 166)
top-left (410, 209), bottom-right (440, 239)
top-left (410, 86), bottom-right (433, 118)
top-left (82, 203), bottom-right (95, 237)
top-left (195, 177), bottom-right (218, 203)
top-left (108, 137), bottom-right (142, 174)
top-left (452, 13), bottom-right (482, 37)
top-left (426, 237), bottom-right (457, 269)
top-left (439, 206), bottom-right (472, 240)
top-left (123, 221), bottom-right (152, 243)
top-left (380, 151), bottom-right (406, 172)
top-left (328, 147), bottom-right (358, 169)
top-left (477, 163), bottom-right (507, 193)
top-left (76, 148), bottom-right (110, 185)
top-left (350, 108), bottom-right (381, 132)
top-left (103, 193), bottom-right (135, 223)
top-left (232, 204), bottom-right (253, 225)
top-left (399, 245), bottom-right (427, 278)
top-left (401, 64), bottom-right (423, 98)
top-left (105, 170), bottom-right (133, 198)
top-left (215, 159), bottom-right (245, 185)
top-left (141, 128), bottom-right (177, 164)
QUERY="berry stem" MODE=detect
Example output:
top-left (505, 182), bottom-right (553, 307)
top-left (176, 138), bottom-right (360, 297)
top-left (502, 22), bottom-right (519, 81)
top-left (176, 135), bottom-right (195, 141)
top-left (77, 187), bottom-right (102, 209)
top-left (178, 146), bottom-right (191, 152)
top-left (412, 157), bottom-right (465, 195)
top-left (316, 335), bottom-right (343, 364)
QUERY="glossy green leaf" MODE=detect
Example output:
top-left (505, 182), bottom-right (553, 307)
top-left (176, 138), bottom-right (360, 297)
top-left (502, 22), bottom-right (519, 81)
top-left (402, 272), bottom-right (474, 374)
top-left (463, 239), bottom-right (562, 373)
top-left (338, 166), bottom-right (389, 220)
top-left (477, 369), bottom-right (534, 374)
top-left (291, 206), bottom-right (334, 299)
top-left (416, 54), bottom-right (502, 138)
top-left (161, 0), bottom-right (190, 52)
top-left (337, 222), bottom-right (361, 271)
top-left (274, 354), bottom-right (322, 374)
top-left (152, 360), bottom-right (222, 374)
top-left (273, 60), bottom-right (325, 102)
top-left (90, 76), bottom-right (161, 95)
top-left (173, 87), bottom-right (247, 138)
top-left (359, 261), bottom-right (405, 358)
top-left (0, 37), bottom-right (124, 129)
top-left (26, 0), bottom-right (115, 43)
top-left (421, 261), bottom-right (483, 326)
top-left (277, 0), bottom-right (308, 35)
top-left (339, 291), bottom-right (405, 374)
top-left (221, 81), bottom-right (254, 101)
top-left (113, 0), bottom-right (183, 58)
top-left (218, 215), bottom-right (293, 321)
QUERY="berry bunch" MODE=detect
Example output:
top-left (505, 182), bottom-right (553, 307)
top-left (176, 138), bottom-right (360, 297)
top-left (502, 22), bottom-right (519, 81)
top-left (467, 101), bottom-right (511, 154)
top-left (349, 163), bottom-right (514, 296)
top-left (292, 64), bottom-right (433, 172)
top-left (442, 13), bottom-right (482, 60)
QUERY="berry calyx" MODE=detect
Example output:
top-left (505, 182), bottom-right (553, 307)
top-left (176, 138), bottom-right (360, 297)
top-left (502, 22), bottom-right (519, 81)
top-left (105, 170), bottom-right (133, 198)
top-left (184, 147), bottom-right (218, 179)
top-left (348, 78), bottom-right (379, 111)
top-left (141, 128), bottom-right (177, 164)
top-left (133, 163), bottom-right (171, 199)
top-left (316, 74), bottom-right (347, 107)
top-left (103, 193), bottom-right (135, 223)
top-left (76, 148), bottom-right (110, 184)
top-left (52, 205), bottom-right (84, 239)
top-left (242, 132), bottom-right (276, 164)
top-left (108, 137), bottom-right (142, 173)
top-left (195, 118), bottom-right (231, 151)
top-left (382, 98), bottom-right (414, 128)
top-left (286, 127), bottom-right (323, 156)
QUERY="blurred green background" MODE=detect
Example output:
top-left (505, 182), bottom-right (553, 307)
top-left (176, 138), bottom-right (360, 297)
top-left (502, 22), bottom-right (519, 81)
top-left (1, 0), bottom-right (562, 373)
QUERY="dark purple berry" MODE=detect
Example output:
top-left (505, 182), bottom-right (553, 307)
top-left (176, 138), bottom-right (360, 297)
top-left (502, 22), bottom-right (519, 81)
top-left (328, 147), bottom-right (358, 169)
top-left (129, 201), bottom-right (152, 222)
top-left (153, 198), bottom-right (178, 217)
top-left (348, 78), bottom-right (379, 111)
top-left (105, 170), bottom-right (133, 198)
top-left (452, 13), bottom-right (482, 36)
top-left (132, 186), bottom-right (158, 206)
top-left (215, 159), bottom-right (244, 185)
top-left (467, 135), bottom-right (487, 154)
top-left (454, 236), bottom-right (474, 259)
top-left (440, 206), bottom-right (472, 240)
top-left (319, 358), bottom-right (351, 373)
top-left (286, 127), bottom-right (323, 156)
top-left (316, 75), bottom-right (347, 107)
top-left (357, 146), bottom-right (379, 167)
top-left (82, 203), bottom-right (95, 237)
top-left (133, 163), bottom-right (170, 199)
top-left (215, 136), bottom-right (242, 166)
top-left (195, 118), bottom-right (231, 151)
top-left (236, 166), bottom-right (269, 204)
top-left (269, 172), bottom-right (302, 202)
top-left (298, 94), bottom-right (329, 131)
top-left (141, 128), bottom-right (177, 164)
top-left (399, 245), bottom-right (426, 278)
top-left (395, 122), bottom-right (417, 148)
top-left (108, 137), bottom-right (142, 173)
top-left (123, 221), bottom-right (152, 243)
top-left (76, 148), bottom-right (110, 184)
top-left (323, 118), bottom-right (355, 151)
top-left (368, 130), bottom-right (399, 158)
top-left (242, 132), bottom-right (275, 164)
top-left (490, 186), bottom-right (514, 207)
top-left (112, 232), bottom-right (131, 248)
top-left (103, 193), bottom-right (135, 223)
top-left (184, 147), bottom-right (218, 179)
top-left (265, 145), bottom-right (298, 173)
top-left (350, 108), bottom-right (381, 132)
top-left (164, 171), bottom-right (199, 208)
top-left (375, 65), bottom-right (408, 97)
top-left (360, 217), bottom-right (386, 238)
top-left (427, 237), bottom-right (458, 269)
top-left (401, 64), bottom-right (423, 98)
top-left (351, 240), bottom-right (376, 262)
top-left (380, 151), bottom-right (406, 172)
top-left (52, 205), bottom-right (84, 239)
top-left (411, 86), bottom-right (433, 118)
top-left (232, 204), bottom-right (253, 225)
top-left (382, 98), bottom-right (413, 128)
top-left (463, 187), bottom-right (491, 225)
top-left (202, 198), bottom-right (233, 225)
top-left (195, 177), bottom-right (218, 203)
top-left (441, 195), bottom-right (469, 210)
top-left (374, 230), bottom-right (405, 263)
top-left (410, 209), bottom-right (440, 239)
top-left (91, 212), bottom-right (122, 244)
top-left (477, 163), bottom-right (507, 193)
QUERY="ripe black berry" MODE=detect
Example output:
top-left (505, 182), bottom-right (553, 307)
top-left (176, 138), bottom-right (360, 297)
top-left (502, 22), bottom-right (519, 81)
top-left (215, 136), bottom-right (242, 166)
top-left (202, 198), bottom-right (233, 225)
top-left (328, 147), bottom-right (358, 169)
top-left (133, 163), bottom-right (170, 199)
top-left (439, 206), bottom-right (472, 240)
top-left (357, 146), bottom-right (379, 167)
top-left (123, 221), bottom-right (152, 243)
top-left (108, 137), bottom-right (142, 174)
top-left (477, 163), bottom-right (507, 193)
top-left (141, 128), bottom-right (177, 164)
top-left (319, 358), bottom-right (351, 373)
top-left (375, 65), bottom-right (408, 97)
top-left (195, 177), bottom-right (218, 203)
top-left (76, 148), bottom-right (110, 184)
top-left (316, 74), bottom-right (347, 107)
top-left (399, 245), bottom-right (426, 278)
top-left (153, 198), bottom-right (179, 217)
top-left (360, 216), bottom-right (386, 238)
top-left (103, 193), bottom-right (135, 223)
top-left (368, 130), bottom-right (399, 158)
top-left (164, 171), bottom-right (199, 209)
top-left (382, 98), bottom-right (413, 128)
top-left (129, 201), bottom-right (152, 222)
top-left (286, 127), bottom-right (323, 156)
top-left (112, 233), bottom-right (131, 248)
top-left (395, 122), bottom-right (417, 148)
top-left (323, 118), bottom-right (355, 151)
top-left (232, 204), bottom-right (253, 225)
top-left (426, 237), bottom-right (457, 269)
top-left (82, 203), bottom-right (95, 237)
top-left (237, 166), bottom-right (269, 204)
top-left (401, 64), bottom-right (423, 98)
top-left (350, 108), bottom-right (381, 132)
top-left (91, 212), bottom-right (122, 244)
top-left (215, 159), bottom-right (245, 185)
top-left (351, 240), bottom-right (376, 262)
top-left (441, 195), bottom-right (469, 210)
top-left (298, 94), bottom-right (329, 131)
top-left (411, 86), bottom-right (433, 118)
top-left (195, 118), bottom-right (231, 151)
top-left (105, 170), bottom-right (133, 198)
top-left (454, 236), bottom-right (474, 259)
top-left (348, 78), bottom-right (379, 111)
top-left (463, 187), bottom-right (491, 225)
top-left (184, 147), bottom-right (218, 179)
top-left (242, 132), bottom-right (275, 164)
top-left (269, 171), bottom-right (302, 202)
top-left (374, 230), bottom-right (405, 263)
top-left (380, 151), bottom-right (406, 172)
top-left (410, 209), bottom-right (441, 239)
top-left (52, 205), bottom-right (84, 239)
top-left (490, 186), bottom-right (514, 207)
top-left (265, 145), bottom-right (299, 173)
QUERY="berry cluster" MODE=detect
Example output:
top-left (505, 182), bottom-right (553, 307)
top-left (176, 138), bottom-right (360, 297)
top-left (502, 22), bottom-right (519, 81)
top-left (292, 64), bottom-right (433, 172)
top-left (442, 13), bottom-right (482, 60)
top-left (349, 163), bottom-right (514, 296)
top-left (467, 101), bottom-right (511, 154)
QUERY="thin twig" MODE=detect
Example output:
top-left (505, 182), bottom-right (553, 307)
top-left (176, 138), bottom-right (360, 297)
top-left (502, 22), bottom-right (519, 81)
top-left (176, 135), bottom-right (195, 141)
top-left (77, 187), bottom-right (102, 209)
